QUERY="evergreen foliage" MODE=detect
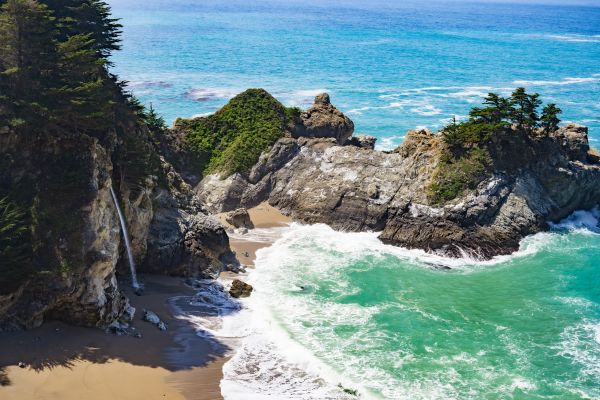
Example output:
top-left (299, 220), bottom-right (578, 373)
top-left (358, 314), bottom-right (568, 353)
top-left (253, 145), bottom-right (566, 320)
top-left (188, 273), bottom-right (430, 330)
top-left (0, 0), bottom-right (133, 133)
top-left (541, 103), bottom-right (562, 133)
top-left (432, 88), bottom-right (562, 204)
top-left (0, 196), bottom-right (31, 295)
top-left (177, 89), bottom-right (299, 177)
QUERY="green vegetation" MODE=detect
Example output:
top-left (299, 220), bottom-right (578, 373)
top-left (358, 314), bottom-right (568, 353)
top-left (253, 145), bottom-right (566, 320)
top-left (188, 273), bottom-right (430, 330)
top-left (430, 88), bottom-right (562, 204)
top-left (0, 0), bottom-right (128, 133)
top-left (176, 89), bottom-right (300, 177)
top-left (0, 197), bottom-right (31, 295)
top-left (0, 0), bottom-right (169, 287)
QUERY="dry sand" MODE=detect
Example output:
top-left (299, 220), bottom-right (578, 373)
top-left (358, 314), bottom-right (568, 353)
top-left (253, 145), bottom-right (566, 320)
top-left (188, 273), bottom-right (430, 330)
top-left (0, 202), bottom-right (289, 400)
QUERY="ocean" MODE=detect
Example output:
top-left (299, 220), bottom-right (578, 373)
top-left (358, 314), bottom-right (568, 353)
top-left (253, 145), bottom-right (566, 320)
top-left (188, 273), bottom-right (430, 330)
top-left (108, 0), bottom-right (600, 150)
top-left (106, 1), bottom-right (600, 398)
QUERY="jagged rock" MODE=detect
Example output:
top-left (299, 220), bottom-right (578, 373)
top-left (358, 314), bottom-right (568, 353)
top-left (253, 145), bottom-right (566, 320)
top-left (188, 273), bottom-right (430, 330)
top-left (142, 184), bottom-right (235, 279)
top-left (229, 279), bottom-right (253, 298)
top-left (348, 135), bottom-right (377, 149)
top-left (225, 208), bottom-right (254, 229)
top-left (197, 124), bottom-right (600, 259)
top-left (552, 123), bottom-right (589, 162)
top-left (290, 93), bottom-right (354, 145)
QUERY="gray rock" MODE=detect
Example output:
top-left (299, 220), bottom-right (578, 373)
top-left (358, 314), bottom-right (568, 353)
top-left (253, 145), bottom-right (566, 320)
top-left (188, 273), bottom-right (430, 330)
top-left (290, 93), bottom-right (354, 145)
top-left (225, 208), bottom-right (254, 229)
top-left (142, 310), bottom-right (161, 325)
top-left (197, 125), bottom-right (600, 260)
top-left (348, 135), bottom-right (377, 150)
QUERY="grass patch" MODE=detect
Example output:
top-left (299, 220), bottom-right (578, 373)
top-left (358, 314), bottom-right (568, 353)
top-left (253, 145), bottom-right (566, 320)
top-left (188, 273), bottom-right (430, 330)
top-left (429, 147), bottom-right (491, 204)
top-left (176, 89), bottom-right (300, 177)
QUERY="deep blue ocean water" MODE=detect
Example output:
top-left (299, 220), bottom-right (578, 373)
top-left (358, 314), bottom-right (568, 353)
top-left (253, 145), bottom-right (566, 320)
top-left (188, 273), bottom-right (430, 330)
top-left (106, 2), bottom-right (600, 399)
top-left (109, 0), bottom-right (600, 149)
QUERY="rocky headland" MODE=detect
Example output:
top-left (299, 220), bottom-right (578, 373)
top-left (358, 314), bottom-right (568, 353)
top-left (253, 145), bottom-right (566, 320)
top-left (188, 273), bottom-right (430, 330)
top-left (192, 92), bottom-right (600, 260)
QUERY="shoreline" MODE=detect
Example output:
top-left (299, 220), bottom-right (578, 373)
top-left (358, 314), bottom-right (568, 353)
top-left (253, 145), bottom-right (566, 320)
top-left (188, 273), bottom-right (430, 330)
top-left (0, 203), bottom-right (289, 400)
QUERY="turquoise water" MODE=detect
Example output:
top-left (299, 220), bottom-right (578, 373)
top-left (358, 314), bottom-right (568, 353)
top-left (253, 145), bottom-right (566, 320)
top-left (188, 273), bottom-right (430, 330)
top-left (108, 0), bottom-right (600, 149)
top-left (235, 214), bottom-right (600, 399)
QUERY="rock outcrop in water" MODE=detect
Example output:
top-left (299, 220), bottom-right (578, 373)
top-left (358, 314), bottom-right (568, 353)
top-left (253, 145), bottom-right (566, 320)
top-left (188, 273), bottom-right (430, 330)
top-left (196, 94), bottom-right (600, 260)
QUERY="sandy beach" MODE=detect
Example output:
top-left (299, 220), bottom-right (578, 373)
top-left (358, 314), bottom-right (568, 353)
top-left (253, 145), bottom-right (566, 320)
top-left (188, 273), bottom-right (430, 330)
top-left (0, 203), bottom-right (288, 400)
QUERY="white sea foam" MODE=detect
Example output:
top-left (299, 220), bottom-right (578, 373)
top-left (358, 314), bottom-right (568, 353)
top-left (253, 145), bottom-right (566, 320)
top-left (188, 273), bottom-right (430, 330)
top-left (283, 89), bottom-right (330, 107)
top-left (377, 135), bottom-right (405, 150)
top-left (545, 34), bottom-right (600, 43)
top-left (513, 76), bottom-right (600, 87)
top-left (549, 207), bottom-right (600, 234)
top-left (557, 320), bottom-right (600, 382)
top-left (186, 87), bottom-right (239, 101)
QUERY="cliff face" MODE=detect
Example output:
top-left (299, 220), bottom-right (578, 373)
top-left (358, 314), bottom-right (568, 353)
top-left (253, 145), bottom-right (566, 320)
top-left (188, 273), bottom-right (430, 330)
top-left (0, 122), bottom-right (234, 330)
top-left (197, 94), bottom-right (600, 260)
top-left (0, 131), bottom-right (129, 330)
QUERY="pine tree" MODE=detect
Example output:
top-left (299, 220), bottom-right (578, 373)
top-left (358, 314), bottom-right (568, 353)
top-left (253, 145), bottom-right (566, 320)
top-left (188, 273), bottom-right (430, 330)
top-left (442, 116), bottom-right (462, 148)
top-left (540, 103), bottom-right (562, 133)
top-left (0, 0), bottom-right (57, 126)
top-left (44, 0), bottom-right (121, 58)
top-left (469, 93), bottom-right (511, 124)
top-left (144, 103), bottom-right (167, 132)
top-left (509, 87), bottom-right (541, 129)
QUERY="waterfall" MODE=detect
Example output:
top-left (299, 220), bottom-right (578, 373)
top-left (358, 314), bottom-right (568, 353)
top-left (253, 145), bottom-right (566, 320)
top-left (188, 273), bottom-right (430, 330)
top-left (110, 186), bottom-right (140, 290)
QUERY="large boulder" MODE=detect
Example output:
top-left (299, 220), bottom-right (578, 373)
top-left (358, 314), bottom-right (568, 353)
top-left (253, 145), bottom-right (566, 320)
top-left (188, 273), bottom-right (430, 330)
top-left (290, 93), bottom-right (354, 145)
top-left (225, 208), bottom-right (254, 229)
top-left (553, 123), bottom-right (589, 163)
top-left (229, 279), bottom-right (253, 298)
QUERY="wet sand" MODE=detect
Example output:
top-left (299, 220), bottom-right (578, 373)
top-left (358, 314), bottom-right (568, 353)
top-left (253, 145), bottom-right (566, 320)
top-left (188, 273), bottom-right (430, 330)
top-left (0, 202), bottom-right (289, 400)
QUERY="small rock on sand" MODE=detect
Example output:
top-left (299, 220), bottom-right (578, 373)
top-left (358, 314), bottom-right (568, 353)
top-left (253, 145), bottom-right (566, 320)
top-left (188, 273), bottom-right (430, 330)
top-left (229, 279), bottom-right (253, 298)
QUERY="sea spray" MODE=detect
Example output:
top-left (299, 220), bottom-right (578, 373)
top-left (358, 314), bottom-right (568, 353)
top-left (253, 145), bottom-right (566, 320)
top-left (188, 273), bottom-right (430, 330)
top-left (221, 222), bottom-right (600, 399)
top-left (109, 186), bottom-right (140, 290)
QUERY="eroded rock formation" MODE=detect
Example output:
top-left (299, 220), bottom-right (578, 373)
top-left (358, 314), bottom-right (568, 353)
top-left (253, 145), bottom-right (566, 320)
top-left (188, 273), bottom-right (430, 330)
top-left (196, 95), bottom-right (600, 259)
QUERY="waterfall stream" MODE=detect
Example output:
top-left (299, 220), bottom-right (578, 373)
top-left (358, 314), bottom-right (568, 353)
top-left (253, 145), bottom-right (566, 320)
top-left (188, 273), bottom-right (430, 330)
top-left (110, 186), bottom-right (140, 289)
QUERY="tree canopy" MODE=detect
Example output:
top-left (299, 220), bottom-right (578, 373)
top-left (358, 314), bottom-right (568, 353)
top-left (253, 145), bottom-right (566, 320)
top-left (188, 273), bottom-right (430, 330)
top-left (0, 0), bottom-right (126, 134)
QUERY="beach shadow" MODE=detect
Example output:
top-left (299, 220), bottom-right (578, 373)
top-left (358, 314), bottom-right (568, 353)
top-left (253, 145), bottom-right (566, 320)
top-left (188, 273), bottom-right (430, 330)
top-left (0, 274), bottom-right (239, 374)
top-left (0, 368), bottom-right (9, 386)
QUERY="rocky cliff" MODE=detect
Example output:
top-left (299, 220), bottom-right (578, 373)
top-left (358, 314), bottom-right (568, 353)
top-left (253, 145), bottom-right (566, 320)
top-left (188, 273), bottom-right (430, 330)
top-left (0, 121), bottom-right (234, 330)
top-left (197, 94), bottom-right (600, 260)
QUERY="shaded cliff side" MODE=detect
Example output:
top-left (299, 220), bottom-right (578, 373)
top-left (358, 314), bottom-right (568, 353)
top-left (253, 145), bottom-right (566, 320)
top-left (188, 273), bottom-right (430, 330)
top-left (0, 0), bottom-right (234, 330)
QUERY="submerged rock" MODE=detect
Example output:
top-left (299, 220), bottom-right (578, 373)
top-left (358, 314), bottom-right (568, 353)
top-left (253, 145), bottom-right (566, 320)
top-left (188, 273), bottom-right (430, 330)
top-left (229, 279), bottom-right (253, 298)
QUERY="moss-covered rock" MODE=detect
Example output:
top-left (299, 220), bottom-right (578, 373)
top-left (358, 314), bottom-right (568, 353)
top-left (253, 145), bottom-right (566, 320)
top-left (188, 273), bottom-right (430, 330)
top-left (174, 89), bottom-right (299, 178)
